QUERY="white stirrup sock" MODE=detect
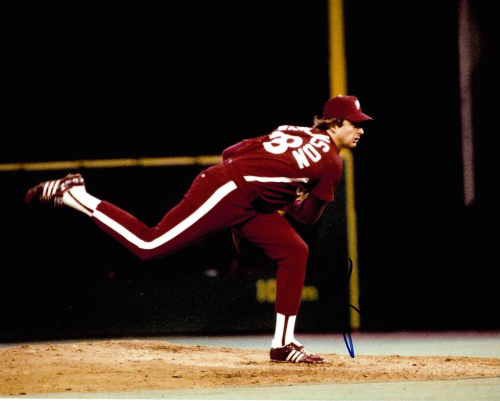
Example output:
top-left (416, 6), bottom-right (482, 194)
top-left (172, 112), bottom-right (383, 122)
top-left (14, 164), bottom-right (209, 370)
top-left (62, 186), bottom-right (101, 217)
top-left (272, 313), bottom-right (297, 349)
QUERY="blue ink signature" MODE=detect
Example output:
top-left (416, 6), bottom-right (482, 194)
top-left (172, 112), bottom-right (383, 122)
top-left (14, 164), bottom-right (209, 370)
top-left (343, 258), bottom-right (361, 358)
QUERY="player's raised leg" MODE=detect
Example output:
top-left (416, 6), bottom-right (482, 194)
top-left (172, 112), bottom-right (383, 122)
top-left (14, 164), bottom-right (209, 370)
top-left (25, 166), bottom-right (257, 261)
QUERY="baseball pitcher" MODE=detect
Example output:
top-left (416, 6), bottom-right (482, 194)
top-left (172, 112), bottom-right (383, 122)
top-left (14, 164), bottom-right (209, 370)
top-left (26, 95), bottom-right (373, 363)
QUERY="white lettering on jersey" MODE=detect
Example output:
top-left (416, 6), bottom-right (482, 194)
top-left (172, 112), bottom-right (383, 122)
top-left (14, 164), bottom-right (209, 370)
top-left (263, 131), bottom-right (303, 154)
top-left (263, 127), bottom-right (331, 169)
top-left (277, 125), bottom-right (314, 135)
top-left (292, 148), bottom-right (310, 169)
top-left (310, 135), bottom-right (330, 152)
top-left (303, 144), bottom-right (321, 162)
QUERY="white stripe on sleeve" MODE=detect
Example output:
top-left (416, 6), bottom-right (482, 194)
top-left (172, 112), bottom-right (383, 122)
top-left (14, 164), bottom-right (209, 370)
top-left (244, 176), bottom-right (309, 183)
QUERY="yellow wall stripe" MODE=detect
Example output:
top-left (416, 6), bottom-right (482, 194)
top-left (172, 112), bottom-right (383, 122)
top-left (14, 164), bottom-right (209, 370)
top-left (329, 0), bottom-right (361, 329)
top-left (0, 155), bottom-right (222, 172)
top-left (328, 0), bottom-right (347, 97)
top-left (341, 150), bottom-right (360, 329)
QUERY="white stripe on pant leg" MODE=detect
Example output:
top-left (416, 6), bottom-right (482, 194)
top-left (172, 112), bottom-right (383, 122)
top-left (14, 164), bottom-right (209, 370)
top-left (93, 181), bottom-right (237, 250)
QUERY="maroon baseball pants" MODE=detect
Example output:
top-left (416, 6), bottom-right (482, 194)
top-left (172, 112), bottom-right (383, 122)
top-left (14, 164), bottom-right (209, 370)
top-left (91, 164), bottom-right (308, 316)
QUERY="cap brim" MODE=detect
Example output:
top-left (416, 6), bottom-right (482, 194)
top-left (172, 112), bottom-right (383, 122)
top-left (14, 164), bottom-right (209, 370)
top-left (345, 112), bottom-right (374, 122)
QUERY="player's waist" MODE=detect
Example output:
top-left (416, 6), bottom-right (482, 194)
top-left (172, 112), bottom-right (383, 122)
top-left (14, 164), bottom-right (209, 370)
top-left (223, 158), bottom-right (310, 185)
top-left (223, 160), bottom-right (306, 204)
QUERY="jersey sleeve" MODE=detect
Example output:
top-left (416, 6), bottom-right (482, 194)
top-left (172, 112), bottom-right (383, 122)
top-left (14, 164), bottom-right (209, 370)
top-left (311, 161), bottom-right (342, 202)
top-left (282, 193), bottom-right (329, 224)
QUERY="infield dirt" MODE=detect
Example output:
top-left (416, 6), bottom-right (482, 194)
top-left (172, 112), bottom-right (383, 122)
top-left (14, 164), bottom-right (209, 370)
top-left (1, 340), bottom-right (499, 396)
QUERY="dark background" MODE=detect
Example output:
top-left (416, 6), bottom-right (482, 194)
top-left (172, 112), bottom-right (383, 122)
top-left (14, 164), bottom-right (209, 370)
top-left (2, 1), bottom-right (497, 341)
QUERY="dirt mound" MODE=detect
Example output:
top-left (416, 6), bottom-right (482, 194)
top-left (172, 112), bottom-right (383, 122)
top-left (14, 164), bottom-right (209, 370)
top-left (1, 340), bottom-right (498, 396)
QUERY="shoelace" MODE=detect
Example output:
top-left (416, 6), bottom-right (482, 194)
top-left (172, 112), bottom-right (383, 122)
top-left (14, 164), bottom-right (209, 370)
top-left (299, 348), bottom-right (315, 356)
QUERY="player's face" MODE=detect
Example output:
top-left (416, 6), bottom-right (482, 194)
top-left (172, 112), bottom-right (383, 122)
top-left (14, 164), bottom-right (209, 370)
top-left (331, 120), bottom-right (365, 150)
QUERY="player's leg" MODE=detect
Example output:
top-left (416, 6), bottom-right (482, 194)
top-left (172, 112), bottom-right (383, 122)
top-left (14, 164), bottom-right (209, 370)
top-left (235, 212), bottom-right (325, 363)
top-left (25, 167), bottom-right (256, 260)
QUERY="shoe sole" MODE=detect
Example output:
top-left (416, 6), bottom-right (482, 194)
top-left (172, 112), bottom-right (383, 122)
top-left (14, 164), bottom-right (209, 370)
top-left (270, 359), bottom-right (326, 364)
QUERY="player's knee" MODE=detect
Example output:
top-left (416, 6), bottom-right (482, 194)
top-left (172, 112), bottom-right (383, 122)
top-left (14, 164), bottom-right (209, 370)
top-left (296, 240), bottom-right (309, 259)
top-left (136, 250), bottom-right (152, 261)
top-left (135, 248), bottom-right (160, 261)
top-left (283, 238), bottom-right (308, 262)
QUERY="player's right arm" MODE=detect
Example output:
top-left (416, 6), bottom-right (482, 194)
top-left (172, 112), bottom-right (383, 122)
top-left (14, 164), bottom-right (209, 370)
top-left (281, 193), bottom-right (328, 225)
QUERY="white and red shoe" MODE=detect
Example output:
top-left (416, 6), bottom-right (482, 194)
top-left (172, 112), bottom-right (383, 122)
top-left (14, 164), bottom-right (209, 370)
top-left (25, 173), bottom-right (85, 207)
top-left (270, 341), bottom-right (325, 364)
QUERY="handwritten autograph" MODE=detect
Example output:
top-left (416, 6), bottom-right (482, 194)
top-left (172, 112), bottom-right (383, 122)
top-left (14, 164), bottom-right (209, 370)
top-left (343, 258), bottom-right (361, 358)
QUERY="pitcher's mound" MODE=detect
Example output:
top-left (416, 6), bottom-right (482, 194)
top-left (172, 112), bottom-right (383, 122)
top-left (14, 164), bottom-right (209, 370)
top-left (1, 340), bottom-right (499, 396)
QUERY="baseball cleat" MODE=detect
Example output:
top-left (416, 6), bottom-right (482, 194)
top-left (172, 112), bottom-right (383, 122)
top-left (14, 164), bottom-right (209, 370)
top-left (270, 341), bottom-right (326, 364)
top-left (25, 173), bottom-right (85, 206)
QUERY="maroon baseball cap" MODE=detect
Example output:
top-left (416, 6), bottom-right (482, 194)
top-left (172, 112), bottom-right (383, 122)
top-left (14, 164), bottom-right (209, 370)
top-left (322, 95), bottom-right (373, 122)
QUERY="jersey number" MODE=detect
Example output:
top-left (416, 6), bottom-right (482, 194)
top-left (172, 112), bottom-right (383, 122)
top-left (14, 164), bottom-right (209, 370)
top-left (263, 132), bottom-right (303, 154)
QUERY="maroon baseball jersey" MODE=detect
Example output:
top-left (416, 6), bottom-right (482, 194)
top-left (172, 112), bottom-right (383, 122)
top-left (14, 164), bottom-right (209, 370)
top-left (223, 125), bottom-right (343, 211)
